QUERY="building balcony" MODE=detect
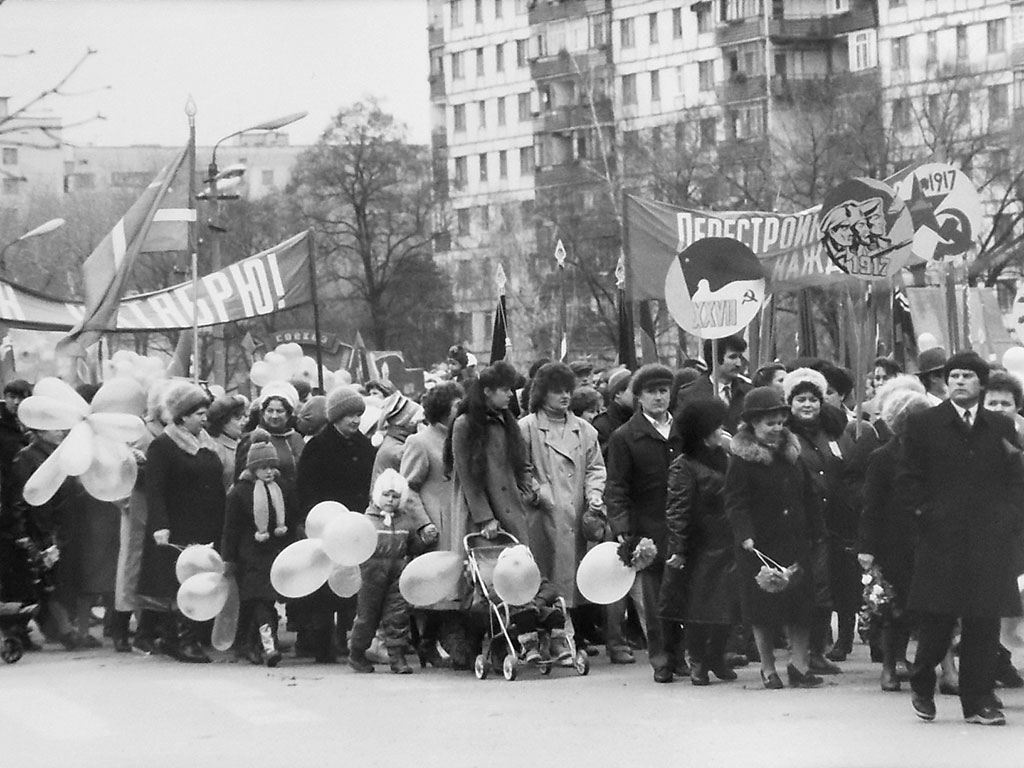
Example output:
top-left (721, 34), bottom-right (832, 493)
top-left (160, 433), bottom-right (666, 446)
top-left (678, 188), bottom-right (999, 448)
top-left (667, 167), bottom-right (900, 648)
top-left (530, 49), bottom-right (608, 81)
top-left (429, 74), bottom-right (445, 100)
top-left (534, 160), bottom-right (603, 190)
top-left (770, 71), bottom-right (880, 103)
top-left (538, 99), bottom-right (613, 133)
top-left (428, 24), bottom-right (444, 48)
top-left (716, 74), bottom-right (768, 104)
top-left (431, 129), bottom-right (448, 151)
top-left (716, 5), bottom-right (876, 46)
top-left (1013, 44), bottom-right (1024, 69)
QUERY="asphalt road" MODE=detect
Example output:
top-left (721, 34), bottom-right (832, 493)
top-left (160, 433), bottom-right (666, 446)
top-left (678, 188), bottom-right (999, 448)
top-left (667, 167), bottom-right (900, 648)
top-left (3, 642), bottom-right (1022, 768)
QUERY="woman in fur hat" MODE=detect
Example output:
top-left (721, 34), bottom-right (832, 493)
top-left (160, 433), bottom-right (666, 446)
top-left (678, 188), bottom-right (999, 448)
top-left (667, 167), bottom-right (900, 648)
top-left (233, 384), bottom-right (305, 493)
top-left (725, 386), bottom-right (825, 689)
top-left (136, 381), bottom-right (224, 663)
top-left (222, 435), bottom-right (294, 667)
top-left (858, 388), bottom-right (932, 691)
top-left (662, 398), bottom-right (738, 686)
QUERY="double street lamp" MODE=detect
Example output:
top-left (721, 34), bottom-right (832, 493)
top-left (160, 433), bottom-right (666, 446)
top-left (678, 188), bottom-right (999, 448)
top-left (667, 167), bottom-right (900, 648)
top-left (0, 217), bottom-right (65, 274)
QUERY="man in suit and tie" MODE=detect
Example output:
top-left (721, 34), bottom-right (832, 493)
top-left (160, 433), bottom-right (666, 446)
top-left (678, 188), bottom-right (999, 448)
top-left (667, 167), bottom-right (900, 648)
top-left (898, 351), bottom-right (1024, 726)
top-left (675, 334), bottom-right (751, 434)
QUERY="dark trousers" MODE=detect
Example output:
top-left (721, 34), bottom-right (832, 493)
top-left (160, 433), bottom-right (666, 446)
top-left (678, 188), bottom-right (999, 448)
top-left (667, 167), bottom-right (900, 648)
top-left (911, 612), bottom-right (1000, 716)
top-left (349, 557), bottom-right (410, 654)
top-left (686, 623), bottom-right (731, 668)
top-left (639, 564), bottom-right (683, 671)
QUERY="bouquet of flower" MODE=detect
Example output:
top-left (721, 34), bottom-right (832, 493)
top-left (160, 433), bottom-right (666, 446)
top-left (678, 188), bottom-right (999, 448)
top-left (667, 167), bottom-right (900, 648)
top-left (751, 548), bottom-right (794, 594)
top-left (857, 564), bottom-right (901, 641)
top-left (616, 536), bottom-right (658, 571)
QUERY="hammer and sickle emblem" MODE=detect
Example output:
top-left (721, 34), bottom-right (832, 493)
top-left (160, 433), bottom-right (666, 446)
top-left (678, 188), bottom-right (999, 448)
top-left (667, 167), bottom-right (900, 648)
top-left (742, 289), bottom-right (757, 304)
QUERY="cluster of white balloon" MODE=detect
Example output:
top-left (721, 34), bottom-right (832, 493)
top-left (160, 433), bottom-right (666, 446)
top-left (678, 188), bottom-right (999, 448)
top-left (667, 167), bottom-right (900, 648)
top-left (18, 377), bottom-right (148, 505)
top-left (268, 501), bottom-right (376, 599)
top-left (101, 350), bottom-right (169, 392)
top-left (175, 545), bottom-right (237, 650)
top-left (1002, 346), bottom-right (1024, 381)
top-left (249, 342), bottom-right (350, 392)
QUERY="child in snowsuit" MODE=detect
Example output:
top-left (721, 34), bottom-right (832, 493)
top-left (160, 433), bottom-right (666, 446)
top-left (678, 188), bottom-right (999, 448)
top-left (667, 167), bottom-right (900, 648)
top-left (222, 437), bottom-right (293, 667)
top-left (348, 469), bottom-right (438, 674)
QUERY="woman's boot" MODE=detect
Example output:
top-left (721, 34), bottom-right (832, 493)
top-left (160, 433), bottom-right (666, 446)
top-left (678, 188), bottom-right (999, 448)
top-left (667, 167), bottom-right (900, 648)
top-left (110, 610), bottom-right (133, 653)
top-left (259, 623), bottom-right (282, 668)
top-left (879, 624), bottom-right (900, 691)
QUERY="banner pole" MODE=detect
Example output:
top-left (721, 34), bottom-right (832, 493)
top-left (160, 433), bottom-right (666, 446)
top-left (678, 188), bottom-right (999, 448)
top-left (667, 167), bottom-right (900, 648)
top-left (307, 229), bottom-right (325, 392)
top-left (187, 108), bottom-right (200, 385)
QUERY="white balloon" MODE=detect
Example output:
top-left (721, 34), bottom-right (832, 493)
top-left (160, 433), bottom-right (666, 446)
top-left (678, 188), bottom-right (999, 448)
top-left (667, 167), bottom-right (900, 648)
top-left (305, 500), bottom-right (348, 539)
top-left (23, 444), bottom-right (68, 507)
top-left (399, 551), bottom-right (464, 606)
top-left (264, 352), bottom-right (286, 369)
top-left (492, 545), bottom-right (541, 605)
top-left (270, 539), bottom-right (333, 598)
top-left (327, 564), bottom-right (362, 598)
top-left (321, 512), bottom-right (378, 566)
top-left (80, 437), bottom-right (138, 502)
top-left (177, 572), bottom-right (230, 622)
top-left (250, 360), bottom-right (274, 388)
top-left (33, 378), bottom-right (91, 414)
top-left (211, 575), bottom-right (241, 651)
top-left (58, 422), bottom-right (95, 477)
top-left (276, 342), bottom-right (304, 361)
top-left (1003, 347), bottom-right (1024, 374)
top-left (18, 395), bottom-right (86, 431)
top-left (917, 332), bottom-right (939, 352)
top-left (175, 543), bottom-right (225, 583)
top-left (86, 412), bottom-right (146, 443)
top-left (576, 541), bottom-right (637, 605)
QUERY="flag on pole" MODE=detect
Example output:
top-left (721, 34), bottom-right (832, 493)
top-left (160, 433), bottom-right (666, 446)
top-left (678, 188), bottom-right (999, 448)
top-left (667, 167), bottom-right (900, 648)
top-left (60, 146), bottom-right (192, 350)
top-left (615, 251), bottom-right (637, 369)
top-left (893, 283), bottom-right (917, 364)
top-left (489, 264), bottom-right (509, 363)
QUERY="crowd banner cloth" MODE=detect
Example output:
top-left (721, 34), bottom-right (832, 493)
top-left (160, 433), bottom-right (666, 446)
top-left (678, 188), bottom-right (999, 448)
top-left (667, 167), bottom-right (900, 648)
top-left (0, 231), bottom-right (312, 333)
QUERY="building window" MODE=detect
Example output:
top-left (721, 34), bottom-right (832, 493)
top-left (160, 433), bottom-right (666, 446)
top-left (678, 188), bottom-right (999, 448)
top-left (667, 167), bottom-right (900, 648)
top-left (892, 37), bottom-right (909, 70)
top-left (988, 18), bottom-right (1006, 54)
top-left (2, 177), bottom-right (19, 195)
top-left (956, 25), bottom-right (968, 60)
top-left (649, 12), bottom-right (659, 45)
top-left (989, 83), bottom-right (1009, 123)
top-left (620, 17), bottom-right (635, 48)
top-left (454, 156), bottom-right (467, 187)
top-left (477, 100), bottom-right (487, 128)
top-left (519, 145), bottom-right (534, 175)
top-left (1, 148), bottom-right (17, 165)
top-left (516, 39), bottom-right (527, 67)
top-left (499, 150), bottom-right (508, 178)
top-left (891, 98), bottom-right (912, 130)
top-left (475, 0), bottom-right (483, 23)
top-left (496, 43), bottom-right (505, 72)
top-left (851, 30), bottom-right (876, 71)
top-left (457, 208), bottom-right (470, 236)
top-left (926, 30), bottom-right (937, 64)
top-left (696, 5), bottom-right (712, 32)
top-left (495, 0), bottom-right (502, 18)
top-left (479, 153), bottom-right (489, 182)
top-left (698, 60), bottom-right (714, 91)
top-left (479, 205), bottom-right (490, 230)
top-left (261, 169), bottom-right (274, 186)
top-left (515, 0), bottom-right (527, 13)
top-left (1015, 71), bottom-right (1024, 109)
top-left (453, 104), bottom-right (466, 132)
top-left (672, 8), bottom-right (683, 38)
top-left (650, 70), bottom-right (661, 103)
top-left (452, 51), bottom-right (464, 79)
top-left (497, 96), bottom-right (506, 126)
top-left (622, 73), bottom-right (637, 105)
top-left (451, 0), bottom-right (462, 28)
top-left (476, 48), bottom-right (485, 76)
top-left (729, 104), bottom-right (764, 139)
top-left (518, 92), bottom-right (531, 121)
top-left (590, 12), bottom-right (609, 47)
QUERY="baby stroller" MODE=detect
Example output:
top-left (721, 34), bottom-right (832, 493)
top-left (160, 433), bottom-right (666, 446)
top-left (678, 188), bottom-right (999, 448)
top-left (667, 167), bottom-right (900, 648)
top-left (463, 531), bottom-right (589, 681)
top-left (0, 537), bottom-right (48, 664)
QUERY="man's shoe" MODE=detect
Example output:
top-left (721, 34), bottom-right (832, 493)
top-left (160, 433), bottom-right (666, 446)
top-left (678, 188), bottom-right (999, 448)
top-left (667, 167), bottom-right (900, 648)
top-left (912, 694), bottom-right (936, 722)
top-left (808, 652), bottom-right (841, 675)
top-left (938, 678), bottom-right (960, 696)
top-left (786, 664), bottom-right (823, 688)
top-left (709, 663), bottom-right (738, 681)
top-left (608, 647), bottom-right (635, 665)
top-left (895, 659), bottom-right (912, 680)
top-left (964, 706), bottom-right (1005, 726)
top-left (690, 662), bottom-right (710, 686)
top-left (653, 667), bottom-right (673, 683)
top-left (673, 657), bottom-right (691, 678)
top-left (347, 651), bottom-right (374, 673)
top-left (880, 666), bottom-right (901, 692)
top-left (724, 651), bottom-right (749, 668)
top-left (995, 662), bottom-right (1024, 689)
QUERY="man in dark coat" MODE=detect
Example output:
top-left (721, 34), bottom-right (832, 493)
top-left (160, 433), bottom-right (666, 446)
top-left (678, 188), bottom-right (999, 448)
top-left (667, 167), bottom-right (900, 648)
top-left (593, 367), bottom-right (633, 459)
top-left (295, 385), bottom-right (376, 662)
top-left (605, 364), bottom-right (684, 682)
top-left (0, 380), bottom-right (31, 513)
top-left (675, 335), bottom-right (752, 434)
top-left (898, 352), bottom-right (1024, 726)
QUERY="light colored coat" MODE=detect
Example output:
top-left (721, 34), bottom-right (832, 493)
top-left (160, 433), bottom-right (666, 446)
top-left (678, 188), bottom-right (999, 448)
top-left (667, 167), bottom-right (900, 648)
top-left (400, 424), bottom-right (450, 532)
top-left (519, 411), bottom-right (606, 606)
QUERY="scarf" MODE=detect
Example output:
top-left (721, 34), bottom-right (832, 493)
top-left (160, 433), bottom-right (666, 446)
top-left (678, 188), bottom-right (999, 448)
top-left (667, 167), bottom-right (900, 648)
top-left (253, 478), bottom-right (287, 542)
top-left (164, 424), bottom-right (219, 456)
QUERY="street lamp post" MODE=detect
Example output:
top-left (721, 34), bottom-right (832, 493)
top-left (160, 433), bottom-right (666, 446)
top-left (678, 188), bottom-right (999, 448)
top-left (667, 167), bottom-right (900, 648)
top-left (0, 217), bottom-right (65, 274)
top-left (202, 111), bottom-right (307, 387)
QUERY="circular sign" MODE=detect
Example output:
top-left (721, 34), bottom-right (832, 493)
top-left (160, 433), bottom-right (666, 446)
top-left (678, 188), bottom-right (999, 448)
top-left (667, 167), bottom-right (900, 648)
top-left (818, 177), bottom-right (914, 280)
top-left (664, 237), bottom-right (765, 339)
top-left (893, 163), bottom-right (982, 265)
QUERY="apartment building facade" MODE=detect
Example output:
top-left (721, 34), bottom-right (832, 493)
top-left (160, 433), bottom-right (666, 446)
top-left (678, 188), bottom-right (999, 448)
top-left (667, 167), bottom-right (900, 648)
top-left (429, 0), bottom-right (1024, 356)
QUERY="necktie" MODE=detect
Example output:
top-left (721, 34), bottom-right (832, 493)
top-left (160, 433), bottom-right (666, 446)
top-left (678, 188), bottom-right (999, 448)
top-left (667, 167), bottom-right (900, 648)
top-left (720, 384), bottom-right (731, 405)
top-left (963, 409), bottom-right (972, 428)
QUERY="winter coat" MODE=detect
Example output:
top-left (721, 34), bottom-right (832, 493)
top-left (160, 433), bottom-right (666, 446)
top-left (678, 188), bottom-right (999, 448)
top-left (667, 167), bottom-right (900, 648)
top-left (604, 410), bottom-right (683, 561)
top-left (296, 426), bottom-right (376, 521)
top-left (661, 448), bottom-right (736, 624)
top-left (897, 401), bottom-right (1024, 618)
top-left (724, 426), bottom-right (823, 627)
top-left (212, 433), bottom-right (240, 492)
top-left (401, 424), bottom-right (451, 532)
top-left (362, 502), bottom-right (432, 561)
top-left (371, 430), bottom-right (410, 489)
top-left (234, 427), bottom-right (304, 492)
top-left (592, 401), bottom-right (632, 459)
top-left (0, 402), bottom-right (29, 513)
top-left (447, 411), bottom-right (536, 553)
top-left (221, 474), bottom-right (295, 602)
top-left (116, 418), bottom-right (162, 612)
top-left (675, 374), bottom-right (752, 435)
top-left (858, 438), bottom-right (917, 602)
top-left (520, 411), bottom-right (606, 606)
top-left (138, 431), bottom-right (226, 600)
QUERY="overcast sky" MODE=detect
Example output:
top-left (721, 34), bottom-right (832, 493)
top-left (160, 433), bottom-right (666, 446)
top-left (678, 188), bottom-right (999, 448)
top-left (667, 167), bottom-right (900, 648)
top-left (0, 0), bottom-right (430, 147)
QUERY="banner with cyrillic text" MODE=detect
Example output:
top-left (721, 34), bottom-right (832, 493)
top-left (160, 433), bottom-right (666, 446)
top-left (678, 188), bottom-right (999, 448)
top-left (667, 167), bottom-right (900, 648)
top-left (0, 231), bottom-right (311, 332)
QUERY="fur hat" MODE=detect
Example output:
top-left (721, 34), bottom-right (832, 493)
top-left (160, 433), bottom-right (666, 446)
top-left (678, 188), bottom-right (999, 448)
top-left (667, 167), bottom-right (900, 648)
top-left (605, 367), bottom-right (633, 399)
top-left (372, 467), bottom-right (409, 508)
top-left (207, 394), bottom-right (248, 434)
top-left (782, 367), bottom-right (828, 403)
top-left (162, 380), bottom-right (210, 423)
top-left (326, 385), bottom-right (366, 424)
top-left (246, 436), bottom-right (279, 470)
top-left (631, 364), bottom-right (674, 395)
top-left (741, 386), bottom-right (789, 422)
top-left (881, 389), bottom-right (931, 436)
top-left (296, 395), bottom-right (328, 437)
top-left (678, 398), bottom-right (728, 454)
top-left (917, 346), bottom-right (947, 375)
top-left (943, 351), bottom-right (989, 386)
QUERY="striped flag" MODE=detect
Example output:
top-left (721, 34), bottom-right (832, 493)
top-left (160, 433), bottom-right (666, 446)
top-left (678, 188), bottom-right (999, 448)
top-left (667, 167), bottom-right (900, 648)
top-left (60, 146), bottom-right (193, 350)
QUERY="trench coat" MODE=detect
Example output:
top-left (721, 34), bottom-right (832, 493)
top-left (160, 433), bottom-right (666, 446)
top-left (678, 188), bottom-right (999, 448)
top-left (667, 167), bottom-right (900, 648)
top-left (519, 411), bottom-right (606, 606)
top-left (401, 424), bottom-right (450, 532)
top-left (897, 401), bottom-right (1024, 618)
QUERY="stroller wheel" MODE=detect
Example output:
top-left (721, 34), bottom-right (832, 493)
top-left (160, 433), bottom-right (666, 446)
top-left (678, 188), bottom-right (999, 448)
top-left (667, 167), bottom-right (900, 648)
top-left (2, 637), bottom-right (23, 664)
top-left (502, 654), bottom-right (518, 681)
top-left (574, 651), bottom-right (590, 676)
top-left (474, 654), bottom-right (489, 680)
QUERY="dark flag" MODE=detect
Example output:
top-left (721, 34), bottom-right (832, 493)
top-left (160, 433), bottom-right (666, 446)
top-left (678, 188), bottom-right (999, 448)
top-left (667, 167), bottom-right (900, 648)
top-left (893, 283), bottom-right (917, 367)
top-left (615, 253), bottom-right (636, 369)
top-left (489, 265), bottom-right (509, 363)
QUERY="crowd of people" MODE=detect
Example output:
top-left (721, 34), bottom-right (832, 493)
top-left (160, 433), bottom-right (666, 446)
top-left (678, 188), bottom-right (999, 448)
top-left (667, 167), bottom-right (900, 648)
top-left (1, 337), bottom-right (1022, 726)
